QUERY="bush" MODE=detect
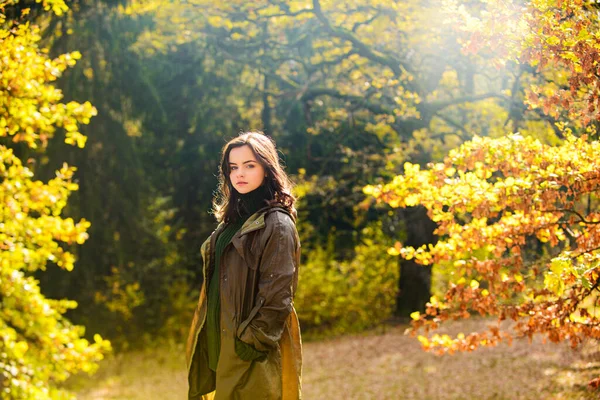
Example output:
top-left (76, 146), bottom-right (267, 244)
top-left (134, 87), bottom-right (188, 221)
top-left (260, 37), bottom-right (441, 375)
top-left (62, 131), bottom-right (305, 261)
top-left (295, 222), bottom-right (399, 337)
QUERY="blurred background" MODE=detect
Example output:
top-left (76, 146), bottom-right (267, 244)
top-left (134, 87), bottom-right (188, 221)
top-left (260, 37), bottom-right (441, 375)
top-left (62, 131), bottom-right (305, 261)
top-left (2, 0), bottom-right (600, 399)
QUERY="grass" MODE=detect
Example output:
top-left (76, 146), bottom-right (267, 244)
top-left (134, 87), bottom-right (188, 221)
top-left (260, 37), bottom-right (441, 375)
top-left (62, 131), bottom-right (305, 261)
top-left (64, 318), bottom-right (600, 399)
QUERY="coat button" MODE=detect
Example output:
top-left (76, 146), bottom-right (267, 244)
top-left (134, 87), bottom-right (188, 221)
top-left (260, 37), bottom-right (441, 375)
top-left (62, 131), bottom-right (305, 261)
top-left (224, 276), bottom-right (228, 281)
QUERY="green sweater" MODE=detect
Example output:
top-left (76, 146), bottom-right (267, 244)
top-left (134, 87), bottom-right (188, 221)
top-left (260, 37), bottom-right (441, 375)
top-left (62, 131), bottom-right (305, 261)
top-left (206, 184), bottom-right (270, 371)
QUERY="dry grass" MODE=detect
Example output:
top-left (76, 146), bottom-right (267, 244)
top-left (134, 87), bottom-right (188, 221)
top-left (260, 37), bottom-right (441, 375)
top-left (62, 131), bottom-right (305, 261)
top-left (65, 318), bottom-right (600, 399)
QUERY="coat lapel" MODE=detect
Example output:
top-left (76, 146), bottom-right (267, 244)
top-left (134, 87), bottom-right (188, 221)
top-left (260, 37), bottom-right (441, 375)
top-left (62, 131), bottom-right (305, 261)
top-left (228, 205), bottom-right (290, 261)
top-left (231, 208), bottom-right (267, 261)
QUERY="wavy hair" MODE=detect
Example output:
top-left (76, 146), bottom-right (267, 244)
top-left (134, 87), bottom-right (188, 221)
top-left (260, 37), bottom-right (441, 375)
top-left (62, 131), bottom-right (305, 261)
top-left (212, 131), bottom-right (296, 223)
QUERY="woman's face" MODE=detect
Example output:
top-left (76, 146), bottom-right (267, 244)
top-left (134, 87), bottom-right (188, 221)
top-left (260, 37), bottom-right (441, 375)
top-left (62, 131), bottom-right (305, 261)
top-left (228, 145), bottom-right (266, 194)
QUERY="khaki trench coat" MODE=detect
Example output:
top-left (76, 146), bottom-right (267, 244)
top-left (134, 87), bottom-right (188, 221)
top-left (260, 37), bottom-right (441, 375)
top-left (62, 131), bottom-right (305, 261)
top-left (186, 205), bottom-right (302, 400)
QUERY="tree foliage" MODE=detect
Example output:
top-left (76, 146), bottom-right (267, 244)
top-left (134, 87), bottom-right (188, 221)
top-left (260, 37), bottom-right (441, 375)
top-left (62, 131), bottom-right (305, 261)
top-left (364, 0), bottom-right (600, 382)
top-left (5, 0), bottom-right (585, 356)
top-left (0, 1), bottom-right (110, 398)
top-left (366, 132), bottom-right (600, 349)
top-left (1, 2), bottom-right (93, 149)
top-left (445, 0), bottom-right (600, 127)
top-left (123, 0), bottom-right (540, 318)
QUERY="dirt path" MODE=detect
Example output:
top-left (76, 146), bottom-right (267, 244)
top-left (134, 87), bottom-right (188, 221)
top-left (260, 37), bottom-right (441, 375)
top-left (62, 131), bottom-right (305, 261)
top-left (67, 319), bottom-right (599, 399)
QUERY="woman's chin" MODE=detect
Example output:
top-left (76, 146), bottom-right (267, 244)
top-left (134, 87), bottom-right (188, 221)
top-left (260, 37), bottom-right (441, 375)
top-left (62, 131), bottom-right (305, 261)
top-left (235, 185), bottom-right (252, 194)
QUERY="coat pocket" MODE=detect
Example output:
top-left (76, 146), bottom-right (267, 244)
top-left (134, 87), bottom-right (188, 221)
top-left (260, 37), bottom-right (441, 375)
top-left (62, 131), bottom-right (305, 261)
top-left (236, 296), bottom-right (265, 338)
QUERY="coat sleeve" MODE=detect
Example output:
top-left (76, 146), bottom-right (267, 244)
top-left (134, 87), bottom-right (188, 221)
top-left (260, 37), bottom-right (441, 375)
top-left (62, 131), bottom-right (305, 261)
top-left (237, 212), bottom-right (299, 353)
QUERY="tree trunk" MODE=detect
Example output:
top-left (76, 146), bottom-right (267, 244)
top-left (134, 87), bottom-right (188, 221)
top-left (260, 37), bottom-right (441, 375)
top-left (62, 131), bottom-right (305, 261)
top-left (395, 206), bottom-right (437, 317)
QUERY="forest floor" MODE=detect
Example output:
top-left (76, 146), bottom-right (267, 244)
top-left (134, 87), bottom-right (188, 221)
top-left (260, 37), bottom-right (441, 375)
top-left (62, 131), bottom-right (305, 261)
top-left (65, 318), bottom-right (600, 400)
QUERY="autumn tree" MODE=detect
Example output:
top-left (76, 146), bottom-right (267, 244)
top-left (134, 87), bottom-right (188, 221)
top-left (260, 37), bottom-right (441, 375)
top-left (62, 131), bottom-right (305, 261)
top-left (21, 0), bottom-right (579, 340)
top-left (0, 1), bottom-right (110, 398)
top-left (5, 0), bottom-right (221, 346)
top-left (365, 0), bottom-right (600, 387)
top-left (124, 0), bottom-right (540, 322)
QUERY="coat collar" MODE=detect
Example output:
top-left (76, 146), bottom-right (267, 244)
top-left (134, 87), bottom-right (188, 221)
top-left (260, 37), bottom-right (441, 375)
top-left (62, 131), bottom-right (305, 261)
top-left (215, 205), bottom-right (288, 239)
top-left (233, 205), bottom-right (290, 260)
top-left (210, 205), bottom-right (290, 262)
top-left (230, 206), bottom-right (271, 261)
top-left (208, 206), bottom-right (270, 264)
top-left (238, 205), bottom-right (271, 236)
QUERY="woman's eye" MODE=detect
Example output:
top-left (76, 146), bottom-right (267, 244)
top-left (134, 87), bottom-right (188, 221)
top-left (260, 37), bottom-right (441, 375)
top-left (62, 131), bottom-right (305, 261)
top-left (247, 164), bottom-right (254, 169)
top-left (230, 166), bottom-right (237, 171)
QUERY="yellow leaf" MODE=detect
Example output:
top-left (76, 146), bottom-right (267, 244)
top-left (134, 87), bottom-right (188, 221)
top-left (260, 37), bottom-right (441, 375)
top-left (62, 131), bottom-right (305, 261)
top-left (387, 246), bottom-right (400, 256)
top-left (404, 193), bottom-right (420, 206)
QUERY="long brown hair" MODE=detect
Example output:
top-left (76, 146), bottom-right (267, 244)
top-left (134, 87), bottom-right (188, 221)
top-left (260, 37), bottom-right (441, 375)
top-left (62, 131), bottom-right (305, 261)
top-left (212, 131), bottom-right (296, 223)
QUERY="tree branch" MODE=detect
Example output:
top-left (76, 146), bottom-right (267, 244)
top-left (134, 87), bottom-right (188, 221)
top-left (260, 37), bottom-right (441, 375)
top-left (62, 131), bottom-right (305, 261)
top-left (530, 108), bottom-right (565, 139)
top-left (309, 49), bottom-right (358, 72)
top-left (300, 87), bottom-right (391, 115)
top-left (352, 11), bottom-right (382, 33)
top-left (434, 113), bottom-right (470, 138)
top-left (311, 0), bottom-right (414, 82)
top-left (427, 93), bottom-right (507, 114)
top-left (550, 209), bottom-right (600, 225)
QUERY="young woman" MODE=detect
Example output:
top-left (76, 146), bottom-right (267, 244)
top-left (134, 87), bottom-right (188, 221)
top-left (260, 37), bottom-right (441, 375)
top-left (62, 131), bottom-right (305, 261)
top-left (186, 131), bottom-right (302, 400)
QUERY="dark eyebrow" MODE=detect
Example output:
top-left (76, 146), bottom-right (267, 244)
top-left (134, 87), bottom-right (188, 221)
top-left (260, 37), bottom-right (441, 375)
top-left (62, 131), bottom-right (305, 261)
top-left (229, 160), bottom-right (257, 166)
